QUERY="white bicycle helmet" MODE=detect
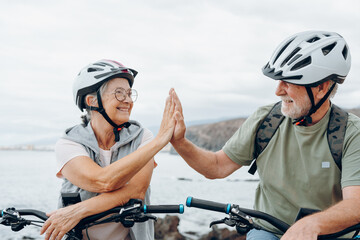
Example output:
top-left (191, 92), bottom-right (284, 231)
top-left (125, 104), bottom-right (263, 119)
top-left (262, 31), bottom-right (351, 125)
top-left (72, 59), bottom-right (138, 141)
top-left (73, 59), bottom-right (137, 111)
top-left (263, 30), bottom-right (351, 87)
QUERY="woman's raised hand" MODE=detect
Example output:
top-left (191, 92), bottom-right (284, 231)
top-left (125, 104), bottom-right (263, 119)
top-left (155, 89), bottom-right (177, 147)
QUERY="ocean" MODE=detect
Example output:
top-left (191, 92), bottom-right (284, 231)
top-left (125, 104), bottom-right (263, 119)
top-left (0, 150), bottom-right (258, 240)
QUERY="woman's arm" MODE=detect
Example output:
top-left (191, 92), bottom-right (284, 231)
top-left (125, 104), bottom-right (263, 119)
top-left (41, 158), bottom-right (154, 240)
top-left (60, 94), bottom-right (175, 193)
top-left (61, 138), bottom-right (161, 192)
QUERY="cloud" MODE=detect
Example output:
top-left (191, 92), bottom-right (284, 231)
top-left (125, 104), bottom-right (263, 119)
top-left (0, 0), bottom-right (359, 145)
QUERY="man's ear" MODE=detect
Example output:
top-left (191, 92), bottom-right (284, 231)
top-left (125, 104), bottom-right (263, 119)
top-left (315, 81), bottom-right (331, 99)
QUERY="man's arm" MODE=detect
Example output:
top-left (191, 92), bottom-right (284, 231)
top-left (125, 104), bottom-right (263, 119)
top-left (281, 185), bottom-right (360, 240)
top-left (170, 89), bottom-right (241, 179)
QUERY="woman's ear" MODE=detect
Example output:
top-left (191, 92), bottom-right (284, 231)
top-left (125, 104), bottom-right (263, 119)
top-left (85, 95), bottom-right (97, 108)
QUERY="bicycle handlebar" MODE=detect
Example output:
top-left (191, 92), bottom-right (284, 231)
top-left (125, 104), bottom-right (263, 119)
top-left (186, 196), bottom-right (360, 240)
top-left (16, 209), bottom-right (48, 221)
top-left (76, 203), bottom-right (184, 226)
top-left (1, 201), bottom-right (184, 236)
top-left (4, 197), bottom-right (360, 240)
top-left (1, 204), bottom-right (184, 220)
top-left (186, 196), bottom-right (290, 232)
top-left (143, 204), bottom-right (184, 214)
top-left (186, 197), bottom-right (231, 214)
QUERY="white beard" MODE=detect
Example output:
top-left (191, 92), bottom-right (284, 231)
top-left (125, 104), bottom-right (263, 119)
top-left (280, 96), bottom-right (311, 119)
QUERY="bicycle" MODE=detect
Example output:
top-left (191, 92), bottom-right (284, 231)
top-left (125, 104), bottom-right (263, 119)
top-left (1, 198), bottom-right (184, 240)
top-left (186, 196), bottom-right (360, 240)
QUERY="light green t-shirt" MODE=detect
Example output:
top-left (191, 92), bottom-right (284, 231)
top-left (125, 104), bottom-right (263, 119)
top-left (223, 103), bottom-right (360, 235)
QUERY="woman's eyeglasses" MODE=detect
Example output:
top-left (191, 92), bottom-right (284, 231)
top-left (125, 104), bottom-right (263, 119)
top-left (112, 87), bottom-right (138, 102)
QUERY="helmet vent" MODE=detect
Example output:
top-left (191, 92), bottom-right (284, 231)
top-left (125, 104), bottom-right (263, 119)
top-left (281, 47), bottom-right (301, 67)
top-left (342, 45), bottom-right (348, 60)
top-left (287, 54), bottom-right (302, 65)
top-left (307, 36), bottom-right (320, 43)
top-left (94, 62), bottom-right (107, 67)
top-left (290, 56), bottom-right (312, 71)
top-left (282, 75), bottom-right (303, 80)
top-left (322, 42), bottom-right (337, 56)
top-left (273, 37), bottom-right (295, 65)
top-left (87, 67), bottom-right (103, 72)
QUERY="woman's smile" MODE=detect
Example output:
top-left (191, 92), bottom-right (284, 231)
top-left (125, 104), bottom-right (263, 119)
top-left (116, 106), bottom-right (130, 112)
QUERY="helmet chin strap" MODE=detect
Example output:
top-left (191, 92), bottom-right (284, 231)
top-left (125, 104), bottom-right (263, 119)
top-left (293, 83), bottom-right (336, 126)
top-left (88, 91), bottom-right (131, 142)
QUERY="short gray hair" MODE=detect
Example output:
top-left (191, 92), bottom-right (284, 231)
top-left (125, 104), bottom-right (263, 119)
top-left (81, 82), bottom-right (109, 126)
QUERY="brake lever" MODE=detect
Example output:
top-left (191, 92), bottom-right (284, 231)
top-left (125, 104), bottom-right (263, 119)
top-left (131, 213), bottom-right (157, 223)
top-left (230, 207), bottom-right (262, 234)
top-left (119, 213), bottom-right (157, 228)
top-left (208, 206), bottom-right (259, 235)
top-left (210, 217), bottom-right (237, 228)
top-left (231, 206), bottom-right (255, 226)
top-left (1, 209), bottom-right (30, 232)
top-left (1, 208), bottom-right (20, 226)
top-left (210, 218), bottom-right (225, 227)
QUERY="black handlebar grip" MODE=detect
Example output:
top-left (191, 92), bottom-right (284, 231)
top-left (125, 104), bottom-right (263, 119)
top-left (186, 197), bottom-right (231, 214)
top-left (142, 204), bottom-right (184, 214)
top-left (18, 209), bottom-right (48, 221)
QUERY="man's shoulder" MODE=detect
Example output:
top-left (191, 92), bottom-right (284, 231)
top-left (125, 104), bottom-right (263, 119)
top-left (347, 113), bottom-right (360, 131)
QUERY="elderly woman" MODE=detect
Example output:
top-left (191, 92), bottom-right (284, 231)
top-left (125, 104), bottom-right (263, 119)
top-left (40, 59), bottom-right (176, 240)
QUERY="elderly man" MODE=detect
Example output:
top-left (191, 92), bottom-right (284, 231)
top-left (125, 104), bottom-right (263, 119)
top-left (170, 31), bottom-right (360, 239)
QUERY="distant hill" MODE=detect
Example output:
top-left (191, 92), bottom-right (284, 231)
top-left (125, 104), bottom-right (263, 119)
top-left (348, 108), bottom-right (360, 117)
top-left (171, 107), bottom-right (360, 153)
top-left (184, 118), bottom-right (246, 152)
top-left (148, 116), bottom-right (239, 136)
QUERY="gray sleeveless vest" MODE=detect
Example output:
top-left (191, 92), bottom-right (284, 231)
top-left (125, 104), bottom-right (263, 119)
top-left (58, 120), bottom-right (154, 239)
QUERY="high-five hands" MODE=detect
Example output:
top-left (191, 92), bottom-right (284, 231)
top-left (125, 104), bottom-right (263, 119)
top-left (169, 88), bottom-right (186, 144)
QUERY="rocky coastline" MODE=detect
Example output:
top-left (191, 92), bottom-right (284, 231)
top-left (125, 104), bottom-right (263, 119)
top-left (154, 215), bottom-right (246, 240)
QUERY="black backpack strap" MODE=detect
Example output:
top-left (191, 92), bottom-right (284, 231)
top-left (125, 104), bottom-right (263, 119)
top-left (327, 104), bottom-right (348, 171)
top-left (248, 102), bottom-right (285, 175)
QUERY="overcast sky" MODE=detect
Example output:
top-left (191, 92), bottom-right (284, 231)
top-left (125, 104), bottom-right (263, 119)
top-left (1, 0), bottom-right (359, 146)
